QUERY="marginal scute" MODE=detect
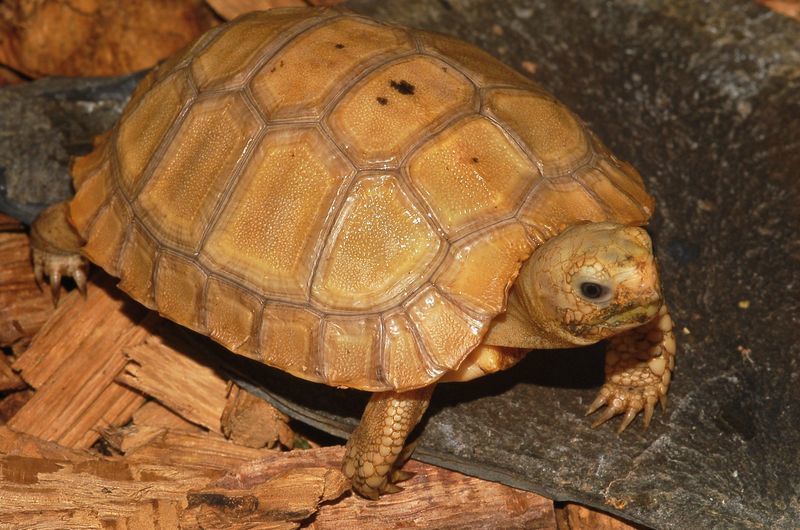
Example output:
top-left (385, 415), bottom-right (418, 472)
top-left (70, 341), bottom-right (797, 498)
top-left (577, 164), bottom-right (649, 224)
top-left (590, 156), bottom-right (654, 218)
top-left (71, 131), bottom-right (112, 191)
top-left (191, 9), bottom-right (323, 90)
top-left (408, 115), bottom-right (539, 236)
top-left (251, 16), bottom-right (414, 120)
top-left (81, 195), bottom-right (131, 276)
top-left (201, 127), bottom-right (353, 302)
top-left (135, 93), bottom-right (261, 252)
top-left (117, 71), bottom-right (193, 195)
top-left (417, 30), bottom-right (535, 88)
top-left (406, 286), bottom-right (485, 371)
top-left (70, 160), bottom-right (112, 237)
top-left (436, 222), bottom-right (532, 315)
top-left (518, 180), bottom-right (609, 240)
top-left (322, 317), bottom-right (381, 387)
top-left (312, 174), bottom-right (441, 312)
top-left (383, 312), bottom-right (437, 390)
top-left (154, 252), bottom-right (207, 333)
top-left (117, 224), bottom-right (157, 308)
top-left (484, 88), bottom-right (591, 178)
top-left (260, 306), bottom-right (321, 382)
top-left (327, 55), bottom-right (476, 167)
top-left (206, 278), bottom-right (261, 359)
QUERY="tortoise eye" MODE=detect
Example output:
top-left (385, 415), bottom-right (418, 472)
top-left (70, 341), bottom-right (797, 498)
top-left (580, 282), bottom-right (608, 300)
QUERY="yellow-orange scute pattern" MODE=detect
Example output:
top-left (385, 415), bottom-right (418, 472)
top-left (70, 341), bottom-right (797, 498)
top-left (67, 7), bottom-right (653, 391)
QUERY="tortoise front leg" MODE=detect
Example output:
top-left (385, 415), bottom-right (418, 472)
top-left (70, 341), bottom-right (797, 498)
top-left (30, 201), bottom-right (88, 304)
top-left (587, 304), bottom-right (676, 431)
top-left (342, 385), bottom-right (435, 499)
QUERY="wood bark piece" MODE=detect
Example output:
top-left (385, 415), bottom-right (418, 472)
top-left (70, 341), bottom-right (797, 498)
top-left (221, 383), bottom-right (294, 449)
top-left (206, 0), bottom-right (344, 21)
top-left (215, 446), bottom-right (557, 529)
top-left (0, 0), bottom-right (218, 78)
top-left (8, 273), bottom-right (150, 448)
top-left (124, 429), bottom-right (275, 472)
top-left (184, 467), bottom-right (348, 529)
top-left (119, 330), bottom-right (230, 433)
top-left (0, 232), bottom-right (55, 350)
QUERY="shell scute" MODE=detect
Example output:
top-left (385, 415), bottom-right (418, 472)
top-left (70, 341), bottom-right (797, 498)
top-left (326, 55), bottom-right (476, 167)
top-left (134, 93), bottom-right (261, 252)
top-left (201, 126), bottom-right (354, 303)
top-left (406, 286), bottom-right (486, 371)
top-left (251, 16), bottom-right (414, 120)
top-left (408, 115), bottom-right (540, 237)
top-left (117, 71), bottom-right (193, 195)
top-left (436, 222), bottom-right (532, 315)
top-left (322, 317), bottom-right (381, 387)
top-left (484, 88), bottom-right (591, 179)
top-left (260, 305), bottom-right (321, 383)
top-left (312, 174), bottom-right (441, 312)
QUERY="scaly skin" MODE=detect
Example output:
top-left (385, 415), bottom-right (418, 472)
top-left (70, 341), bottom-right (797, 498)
top-left (342, 385), bottom-right (435, 499)
top-left (587, 304), bottom-right (676, 431)
top-left (30, 201), bottom-right (88, 304)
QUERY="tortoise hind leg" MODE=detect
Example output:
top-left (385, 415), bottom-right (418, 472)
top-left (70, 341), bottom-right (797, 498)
top-left (342, 385), bottom-right (435, 499)
top-left (30, 201), bottom-right (88, 304)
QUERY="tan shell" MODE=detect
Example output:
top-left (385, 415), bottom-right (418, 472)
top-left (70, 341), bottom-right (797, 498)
top-left (68, 7), bottom-right (654, 391)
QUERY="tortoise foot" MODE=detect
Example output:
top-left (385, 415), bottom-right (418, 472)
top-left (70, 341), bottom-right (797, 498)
top-left (342, 387), bottom-right (434, 499)
top-left (30, 202), bottom-right (87, 305)
top-left (586, 305), bottom-right (675, 432)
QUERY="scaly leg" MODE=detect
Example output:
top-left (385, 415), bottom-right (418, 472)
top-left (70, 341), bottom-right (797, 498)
top-left (587, 304), bottom-right (676, 432)
top-left (342, 385), bottom-right (435, 499)
top-left (30, 201), bottom-right (88, 304)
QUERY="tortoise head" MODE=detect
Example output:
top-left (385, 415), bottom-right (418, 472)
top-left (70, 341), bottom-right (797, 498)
top-left (518, 222), bottom-right (663, 345)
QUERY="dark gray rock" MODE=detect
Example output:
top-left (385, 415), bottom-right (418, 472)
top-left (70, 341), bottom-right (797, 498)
top-left (1, 1), bottom-right (798, 527)
top-left (0, 73), bottom-right (143, 223)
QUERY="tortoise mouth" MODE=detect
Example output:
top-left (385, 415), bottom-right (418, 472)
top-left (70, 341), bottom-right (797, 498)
top-left (568, 296), bottom-right (661, 338)
top-left (601, 298), bottom-right (662, 331)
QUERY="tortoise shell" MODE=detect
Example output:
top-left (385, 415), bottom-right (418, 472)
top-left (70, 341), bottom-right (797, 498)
top-left (68, 7), bottom-right (654, 391)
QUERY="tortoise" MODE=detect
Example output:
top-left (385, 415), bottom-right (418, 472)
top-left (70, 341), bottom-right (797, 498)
top-left (30, 7), bottom-right (676, 499)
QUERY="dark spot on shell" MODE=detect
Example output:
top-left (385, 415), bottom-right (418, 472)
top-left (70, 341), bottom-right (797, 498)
top-left (270, 67), bottom-right (276, 73)
top-left (376, 96), bottom-right (388, 106)
top-left (334, 43), bottom-right (345, 49)
top-left (471, 157), bottom-right (480, 163)
top-left (389, 79), bottom-right (415, 95)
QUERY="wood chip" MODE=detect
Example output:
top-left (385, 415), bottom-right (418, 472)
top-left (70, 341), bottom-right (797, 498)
top-left (0, 389), bottom-right (33, 424)
top-left (8, 273), bottom-right (149, 448)
top-left (0, 0), bottom-right (218, 78)
top-left (217, 446), bottom-right (557, 529)
top-left (124, 429), bottom-right (274, 472)
top-left (221, 383), bottom-right (294, 449)
top-left (184, 467), bottom-right (348, 527)
top-left (0, 353), bottom-right (25, 392)
top-left (0, 232), bottom-right (55, 351)
top-left (206, 0), bottom-right (344, 21)
top-left (133, 399), bottom-right (207, 434)
top-left (119, 330), bottom-right (229, 433)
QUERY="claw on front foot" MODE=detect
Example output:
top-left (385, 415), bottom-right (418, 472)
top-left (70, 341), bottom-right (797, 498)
top-left (587, 305), bottom-right (676, 432)
top-left (31, 247), bottom-right (88, 304)
top-left (30, 201), bottom-right (88, 305)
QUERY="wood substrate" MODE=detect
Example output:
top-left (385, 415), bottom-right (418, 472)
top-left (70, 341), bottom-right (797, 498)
top-left (0, 225), bottom-right (636, 529)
